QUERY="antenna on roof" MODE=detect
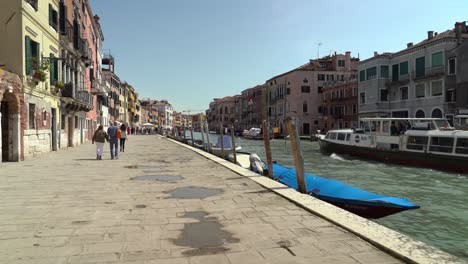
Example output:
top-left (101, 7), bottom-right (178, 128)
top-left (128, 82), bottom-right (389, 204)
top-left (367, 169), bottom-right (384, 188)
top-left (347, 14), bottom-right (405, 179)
top-left (317, 42), bottom-right (323, 59)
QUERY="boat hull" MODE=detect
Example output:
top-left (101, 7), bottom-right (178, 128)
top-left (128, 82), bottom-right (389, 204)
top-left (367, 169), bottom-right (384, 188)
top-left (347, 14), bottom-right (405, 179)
top-left (318, 139), bottom-right (468, 173)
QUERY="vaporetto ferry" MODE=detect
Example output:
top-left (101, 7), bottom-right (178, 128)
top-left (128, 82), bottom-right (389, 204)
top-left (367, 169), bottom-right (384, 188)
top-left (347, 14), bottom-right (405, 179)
top-left (318, 118), bottom-right (468, 173)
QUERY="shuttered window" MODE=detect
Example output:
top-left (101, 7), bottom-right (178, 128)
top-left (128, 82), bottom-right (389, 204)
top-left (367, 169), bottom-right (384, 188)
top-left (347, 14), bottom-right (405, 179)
top-left (380, 65), bottom-right (389, 78)
top-left (400, 61), bottom-right (408, 75)
top-left (392, 64), bottom-right (399, 81)
top-left (415, 83), bottom-right (425, 98)
top-left (415, 56), bottom-right (425, 77)
top-left (432, 52), bottom-right (443, 68)
top-left (25, 36), bottom-right (40, 75)
top-left (49, 53), bottom-right (58, 84)
top-left (359, 70), bottom-right (365, 82)
top-left (366, 67), bottom-right (377, 80)
top-left (431, 80), bottom-right (443, 96)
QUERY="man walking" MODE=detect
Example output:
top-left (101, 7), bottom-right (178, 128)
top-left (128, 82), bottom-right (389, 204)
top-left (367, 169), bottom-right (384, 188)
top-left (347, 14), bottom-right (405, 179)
top-left (107, 121), bottom-right (119, 159)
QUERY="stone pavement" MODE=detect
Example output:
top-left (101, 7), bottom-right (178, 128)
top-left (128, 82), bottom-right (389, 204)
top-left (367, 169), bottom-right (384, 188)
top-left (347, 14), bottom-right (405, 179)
top-left (0, 135), bottom-right (402, 264)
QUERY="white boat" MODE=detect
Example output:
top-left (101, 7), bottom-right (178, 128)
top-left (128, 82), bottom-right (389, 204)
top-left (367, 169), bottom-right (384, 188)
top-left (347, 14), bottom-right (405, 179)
top-left (227, 151), bottom-right (251, 169)
top-left (243, 127), bottom-right (263, 140)
top-left (318, 118), bottom-right (468, 173)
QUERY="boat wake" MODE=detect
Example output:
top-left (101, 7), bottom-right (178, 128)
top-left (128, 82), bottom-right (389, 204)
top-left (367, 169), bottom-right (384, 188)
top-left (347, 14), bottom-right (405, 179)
top-left (330, 153), bottom-right (346, 162)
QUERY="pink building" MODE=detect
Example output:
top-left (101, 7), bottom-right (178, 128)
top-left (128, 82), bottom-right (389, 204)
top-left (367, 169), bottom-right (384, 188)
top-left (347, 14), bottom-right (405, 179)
top-left (266, 52), bottom-right (359, 136)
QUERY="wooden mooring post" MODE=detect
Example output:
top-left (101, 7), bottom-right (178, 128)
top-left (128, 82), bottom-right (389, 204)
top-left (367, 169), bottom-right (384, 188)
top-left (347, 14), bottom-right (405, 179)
top-left (262, 120), bottom-right (274, 179)
top-left (220, 126), bottom-right (225, 158)
top-left (205, 121), bottom-right (211, 153)
top-left (285, 117), bottom-right (307, 193)
top-left (200, 115), bottom-right (206, 150)
top-left (190, 126), bottom-right (194, 147)
top-left (183, 125), bottom-right (187, 143)
top-left (230, 125), bottom-right (237, 164)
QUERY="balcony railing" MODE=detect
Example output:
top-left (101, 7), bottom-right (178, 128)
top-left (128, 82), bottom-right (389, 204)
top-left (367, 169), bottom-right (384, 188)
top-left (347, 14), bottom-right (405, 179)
top-left (62, 82), bottom-right (93, 110)
top-left (412, 65), bottom-right (445, 80)
top-left (90, 79), bottom-right (105, 95)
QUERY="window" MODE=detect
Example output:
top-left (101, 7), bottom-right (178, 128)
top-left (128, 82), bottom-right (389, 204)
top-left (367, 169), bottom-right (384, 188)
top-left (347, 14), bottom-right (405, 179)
top-left (407, 136), bottom-right (429, 151)
top-left (353, 104), bottom-right (357, 114)
top-left (431, 80), bottom-right (443, 96)
top-left (359, 70), bottom-right (365, 82)
top-left (360, 92), bottom-right (366, 104)
top-left (28, 103), bottom-right (35, 129)
top-left (302, 102), bottom-right (308, 113)
top-left (330, 133), bottom-right (337, 140)
top-left (456, 138), bottom-right (468, 154)
top-left (301, 86), bottom-right (310, 93)
top-left (49, 4), bottom-right (59, 31)
top-left (380, 89), bottom-right (388, 101)
top-left (25, 36), bottom-right (40, 76)
top-left (61, 114), bottom-right (65, 129)
top-left (401, 86), bottom-right (409, 100)
top-left (26, 0), bottom-right (38, 11)
top-left (318, 74), bottom-right (325, 81)
top-left (400, 61), bottom-right (408, 75)
top-left (317, 86), bottom-right (323, 94)
top-left (366, 67), bottom-right (377, 80)
top-left (415, 56), bottom-right (425, 77)
top-left (303, 78), bottom-right (308, 83)
top-left (338, 60), bottom-right (345, 67)
top-left (446, 89), bottom-right (456, 102)
top-left (415, 110), bottom-right (425, 118)
top-left (392, 64), bottom-right (399, 81)
top-left (415, 83), bottom-right (425, 98)
top-left (380, 65), bottom-right (389, 78)
top-left (49, 53), bottom-right (58, 84)
top-left (431, 108), bottom-right (443, 118)
top-left (327, 74), bottom-right (334, 81)
top-left (432, 52), bottom-right (443, 68)
top-left (337, 133), bottom-right (346, 141)
top-left (448, 58), bottom-right (456, 75)
top-left (286, 88), bottom-right (290, 95)
top-left (430, 137), bottom-right (454, 153)
top-left (346, 134), bottom-right (351, 141)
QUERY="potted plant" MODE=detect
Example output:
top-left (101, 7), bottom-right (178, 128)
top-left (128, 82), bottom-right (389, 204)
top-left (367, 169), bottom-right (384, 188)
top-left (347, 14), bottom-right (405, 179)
top-left (55, 81), bottom-right (65, 89)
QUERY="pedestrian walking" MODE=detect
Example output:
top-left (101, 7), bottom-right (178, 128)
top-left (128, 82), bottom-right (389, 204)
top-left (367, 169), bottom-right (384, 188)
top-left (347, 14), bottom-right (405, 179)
top-left (92, 125), bottom-right (109, 160)
top-left (107, 121), bottom-right (119, 159)
top-left (120, 123), bottom-right (128, 152)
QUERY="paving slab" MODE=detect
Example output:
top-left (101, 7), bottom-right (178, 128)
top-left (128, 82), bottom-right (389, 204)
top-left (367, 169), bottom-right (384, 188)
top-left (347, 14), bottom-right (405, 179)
top-left (0, 135), bottom-right (447, 263)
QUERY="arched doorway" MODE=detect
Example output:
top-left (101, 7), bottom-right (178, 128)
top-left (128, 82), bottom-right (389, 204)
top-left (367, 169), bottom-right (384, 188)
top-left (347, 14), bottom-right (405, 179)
top-left (415, 109), bottom-right (425, 118)
top-left (431, 108), bottom-right (443, 118)
top-left (0, 92), bottom-right (20, 162)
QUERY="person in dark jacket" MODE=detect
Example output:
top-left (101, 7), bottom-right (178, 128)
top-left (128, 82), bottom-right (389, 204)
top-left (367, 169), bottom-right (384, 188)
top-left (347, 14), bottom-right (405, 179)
top-left (92, 125), bottom-right (109, 160)
top-left (107, 121), bottom-right (119, 159)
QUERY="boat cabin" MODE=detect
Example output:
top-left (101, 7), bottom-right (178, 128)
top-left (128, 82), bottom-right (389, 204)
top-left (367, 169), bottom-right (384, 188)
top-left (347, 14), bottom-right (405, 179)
top-left (323, 118), bottom-right (468, 157)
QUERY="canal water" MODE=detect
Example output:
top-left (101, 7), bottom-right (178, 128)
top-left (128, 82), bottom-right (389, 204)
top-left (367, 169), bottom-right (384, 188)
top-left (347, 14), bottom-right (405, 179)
top-left (188, 132), bottom-right (468, 260)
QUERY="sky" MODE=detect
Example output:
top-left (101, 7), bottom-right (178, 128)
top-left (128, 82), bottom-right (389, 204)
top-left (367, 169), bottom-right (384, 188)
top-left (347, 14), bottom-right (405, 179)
top-left (90, 0), bottom-right (467, 113)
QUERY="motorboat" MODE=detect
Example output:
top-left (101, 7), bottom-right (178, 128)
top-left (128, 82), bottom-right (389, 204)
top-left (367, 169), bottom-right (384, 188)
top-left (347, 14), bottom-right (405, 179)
top-left (243, 127), bottom-right (263, 140)
top-left (272, 163), bottom-right (420, 219)
top-left (318, 118), bottom-right (468, 173)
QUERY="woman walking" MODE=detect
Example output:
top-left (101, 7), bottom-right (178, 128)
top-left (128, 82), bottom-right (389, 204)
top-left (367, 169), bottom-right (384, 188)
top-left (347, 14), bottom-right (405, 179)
top-left (92, 125), bottom-right (109, 160)
top-left (120, 123), bottom-right (128, 152)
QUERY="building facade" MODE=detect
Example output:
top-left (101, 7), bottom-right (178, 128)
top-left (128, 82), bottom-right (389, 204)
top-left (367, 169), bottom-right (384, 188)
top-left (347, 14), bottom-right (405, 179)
top-left (321, 79), bottom-right (358, 131)
top-left (266, 52), bottom-right (358, 136)
top-left (359, 24), bottom-right (468, 124)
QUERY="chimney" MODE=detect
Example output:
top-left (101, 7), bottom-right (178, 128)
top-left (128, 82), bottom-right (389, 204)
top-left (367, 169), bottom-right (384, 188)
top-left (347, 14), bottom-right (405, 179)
top-left (94, 15), bottom-right (100, 23)
top-left (407, 42), bottom-right (413, 48)
top-left (427, 31), bottom-right (434, 40)
top-left (345, 51), bottom-right (351, 71)
top-left (374, 51), bottom-right (378, 56)
top-left (455, 22), bottom-right (466, 44)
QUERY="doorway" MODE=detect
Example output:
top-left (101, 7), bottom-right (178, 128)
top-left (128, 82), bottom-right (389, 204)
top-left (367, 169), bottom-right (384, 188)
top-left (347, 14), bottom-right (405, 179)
top-left (303, 123), bottom-right (310, 135)
top-left (68, 116), bottom-right (73, 147)
top-left (1, 101), bottom-right (9, 161)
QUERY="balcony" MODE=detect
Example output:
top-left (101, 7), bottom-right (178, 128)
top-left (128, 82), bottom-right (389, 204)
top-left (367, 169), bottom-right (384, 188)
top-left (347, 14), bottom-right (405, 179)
top-left (412, 65), bottom-right (445, 81)
top-left (90, 79), bottom-right (106, 96)
top-left (386, 73), bottom-right (410, 87)
top-left (61, 83), bottom-right (94, 112)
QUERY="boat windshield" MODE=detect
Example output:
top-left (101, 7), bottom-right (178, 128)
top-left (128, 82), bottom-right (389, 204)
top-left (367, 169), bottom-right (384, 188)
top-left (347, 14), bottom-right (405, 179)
top-left (434, 119), bottom-right (452, 129)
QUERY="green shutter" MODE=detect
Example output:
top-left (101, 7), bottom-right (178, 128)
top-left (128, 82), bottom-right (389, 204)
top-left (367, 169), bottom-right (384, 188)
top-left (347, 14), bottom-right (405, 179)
top-left (400, 61), bottom-right (408, 75)
top-left (380, 66), bottom-right (389, 78)
top-left (416, 57), bottom-right (425, 77)
top-left (50, 53), bottom-right (55, 84)
top-left (49, 4), bottom-right (53, 26)
top-left (359, 70), bottom-right (365, 82)
top-left (25, 36), bottom-right (31, 75)
top-left (432, 52), bottom-right (443, 67)
top-left (392, 64), bottom-right (399, 81)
